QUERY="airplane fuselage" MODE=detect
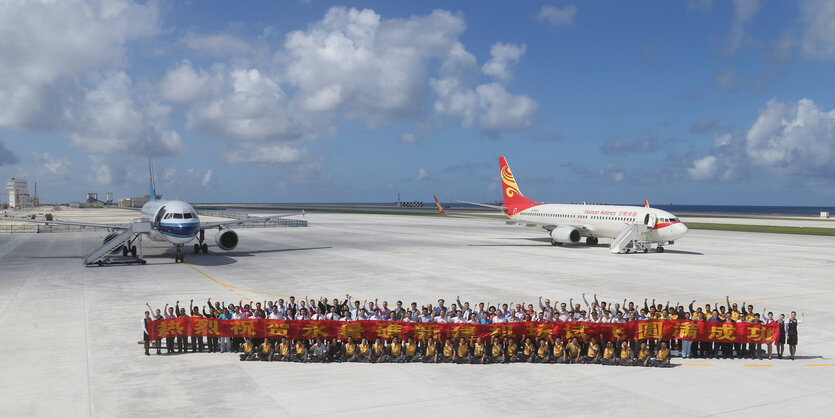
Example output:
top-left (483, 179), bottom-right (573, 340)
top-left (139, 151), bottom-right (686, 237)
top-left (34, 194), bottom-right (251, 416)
top-left (140, 199), bottom-right (201, 245)
top-left (509, 203), bottom-right (688, 244)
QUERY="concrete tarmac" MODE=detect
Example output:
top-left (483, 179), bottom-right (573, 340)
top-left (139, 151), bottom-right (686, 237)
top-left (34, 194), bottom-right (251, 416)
top-left (0, 210), bottom-right (833, 417)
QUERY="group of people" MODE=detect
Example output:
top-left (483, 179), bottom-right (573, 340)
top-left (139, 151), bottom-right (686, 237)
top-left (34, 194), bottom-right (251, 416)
top-left (142, 294), bottom-right (805, 361)
top-left (237, 335), bottom-right (672, 367)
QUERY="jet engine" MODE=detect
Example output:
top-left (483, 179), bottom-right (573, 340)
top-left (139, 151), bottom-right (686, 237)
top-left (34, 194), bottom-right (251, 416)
top-left (550, 225), bottom-right (581, 244)
top-left (215, 228), bottom-right (239, 251)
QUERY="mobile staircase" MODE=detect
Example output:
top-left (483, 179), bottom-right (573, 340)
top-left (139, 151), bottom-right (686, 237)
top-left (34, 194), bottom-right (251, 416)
top-left (84, 222), bottom-right (152, 266)
top-left (609, 223), bottom-right (651, 254)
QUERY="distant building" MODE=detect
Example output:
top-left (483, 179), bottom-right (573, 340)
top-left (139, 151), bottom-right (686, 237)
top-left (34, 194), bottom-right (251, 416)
top-left (106, 192), bottom-right (113, 204)
top-left (86, 192), bottom-right (98, 202)
top-left (6, 178), bottom-right (31, 209)
top-left (118, 195), bottom-right (161, 208)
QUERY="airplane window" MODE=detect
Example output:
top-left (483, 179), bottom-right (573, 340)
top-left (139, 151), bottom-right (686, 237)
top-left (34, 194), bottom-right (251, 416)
top-left (173, 213), bottom-right (183, 219)
top-left (183, 213), bottom-right (193, 219)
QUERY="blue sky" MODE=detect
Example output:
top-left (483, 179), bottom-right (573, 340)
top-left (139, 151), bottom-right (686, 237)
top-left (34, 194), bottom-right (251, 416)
top-left (1, 0), bottom-right (835, 205)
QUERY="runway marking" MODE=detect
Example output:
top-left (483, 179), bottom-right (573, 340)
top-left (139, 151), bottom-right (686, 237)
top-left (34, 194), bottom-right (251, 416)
top-left (806, 364), bottom-right (835, 367)
top-left (148, 241), bottom-right (301, 300)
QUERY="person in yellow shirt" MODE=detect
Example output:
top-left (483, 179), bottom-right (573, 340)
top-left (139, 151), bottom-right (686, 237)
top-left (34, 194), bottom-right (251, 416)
top-left (289, 339), bottom-right (307, 362)
top-left (454, 337), bottom-right (470, 364)
top-left (258, 337), bottom-right (273, 361)
top-left (646, 341), bottom-right (671, 367)
top-left (403, 336), bottom-right (419, 363)
top-left (533, 338), bottom-right (550, 363)
top-left (636, 342), bottom-right (650, 365)
top-left (617, 341), bottom-right (633, 366)
top-left (505, 338), bottom-right (521, 363)
top-left (371, 337), bottom-right (386, 363)
top-left (583, 337), bottom-right (601, 364)
top-left (344, 339), bottom-right (358, 361)
top-left (421, 337), bottom-right (438, 363)
top-left (565, 337), bottom-right (581, 363)
top-left (440, 338), bottom-right (455, 363)
top-left (239, 337), bottom-right (256, 361)
top-left (600, 341), bottom-right (616, 365)
top-left (522, 337), bottom-right (536, 363)
top-left (275, 337), bottom-right (291, 361)
top-left (550, 336), bottom-right (565, 363)
top-left (471, 337), bottom-right (486, 364)
top-left (488, 336), bottom-right (504, 364)
top-left (357, 337), bottom-right (371, 363)
top-left (385, 336), bottom-right (405, 363)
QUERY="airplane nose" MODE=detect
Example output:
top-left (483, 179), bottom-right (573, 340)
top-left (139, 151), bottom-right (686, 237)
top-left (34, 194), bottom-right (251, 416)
top-left (676, 223), bottom-right (689, 239)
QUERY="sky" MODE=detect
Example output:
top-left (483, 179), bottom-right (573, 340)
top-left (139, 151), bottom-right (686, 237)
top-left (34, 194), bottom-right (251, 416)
top-left (1, 0), bottom-right (835, 206)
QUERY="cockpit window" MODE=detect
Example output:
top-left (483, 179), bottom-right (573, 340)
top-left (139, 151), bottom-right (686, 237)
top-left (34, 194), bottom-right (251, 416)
top-left (183, 213), bottom-right (193, 219)
top-left (173, 213), bottom-right (183, 219)
top-left (164, 213), bottom-right (172, 219)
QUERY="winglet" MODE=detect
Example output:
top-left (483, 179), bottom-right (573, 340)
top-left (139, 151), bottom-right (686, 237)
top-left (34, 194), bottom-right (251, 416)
top-left (148, 155), bottom-right (157, 201)
top-left (433, 194), bottom-right (447, 216)
top-left (644, 199), bottom-right (650, 208)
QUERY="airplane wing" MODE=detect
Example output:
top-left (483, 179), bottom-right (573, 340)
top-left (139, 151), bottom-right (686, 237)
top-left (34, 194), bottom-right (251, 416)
top-left (455, 200), bottom-right (507, 211)
top-left (0, 217), bottom-right (128, 230)
top-left (199, 212), bottom-right (303, 230)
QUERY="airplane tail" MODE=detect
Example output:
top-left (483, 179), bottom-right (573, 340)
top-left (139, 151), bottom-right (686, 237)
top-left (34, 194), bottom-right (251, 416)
top-left (433, 194), bottom-right (448, 216)
top-left (498, 156), bottom-right (538, 215)
top-left (148, 156), bottom-right (157, 201)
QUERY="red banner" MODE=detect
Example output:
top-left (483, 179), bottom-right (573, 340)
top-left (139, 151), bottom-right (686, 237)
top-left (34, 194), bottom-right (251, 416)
top-left (148, 319), bottom-right (779, 344)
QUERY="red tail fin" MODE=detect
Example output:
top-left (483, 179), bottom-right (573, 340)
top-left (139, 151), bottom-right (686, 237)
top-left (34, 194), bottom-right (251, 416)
top-left (433, 194), bottom-right (447, 216)
top-left (498, 157), bottom-right (538, 215)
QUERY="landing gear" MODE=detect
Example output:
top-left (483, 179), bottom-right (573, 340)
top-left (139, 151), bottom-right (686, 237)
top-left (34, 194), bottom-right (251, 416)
top-left (656, 246), bottom-right (665, 253)
top-left (175, 245), bottom-right (184, 263)
top-left (551, 240), bottom-right (563, 246)
top-left (194, 243), bottom-right (200, 254)
top-left (122, 245), bottom-right (129, 256)
top-left (130, 246), bottom-right (137, 257)
top-left (586, 237), bottom-right (599, 246)
top-left (193, 230), bottom-right (209, 254)
top-left (201, 243), bottom-right (208, 254)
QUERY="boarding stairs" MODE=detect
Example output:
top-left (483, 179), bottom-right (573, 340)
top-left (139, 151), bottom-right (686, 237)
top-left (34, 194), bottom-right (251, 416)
top-left (609, 223), bottom-right (650, 254)
top-left (84, 222), bottom-right (152, 266)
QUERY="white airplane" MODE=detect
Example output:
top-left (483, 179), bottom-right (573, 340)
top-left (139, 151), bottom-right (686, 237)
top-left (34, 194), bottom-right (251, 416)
top-left (448, 156), bottom-right (688, 253)
top-left (4, 158), bottom-right (300, 263)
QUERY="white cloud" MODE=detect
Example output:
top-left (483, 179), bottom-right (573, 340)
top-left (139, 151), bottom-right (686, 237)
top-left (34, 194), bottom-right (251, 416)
top-left (476, 83), bottom-right (537, 134)
top-left (537, 5), bottom-right (578, 27)
top-left (226, 145), bottom-right (308, 165)
top-left (799, 0), bottom-right (835, 60)
top-left (482, 43), bottom-right (526, 81)
top-left (160, 60), bottom-right (213, 102)
top-left (688, 155), bottom-right (718, 180)
top-left (33, 153), bottom-right (70, 177)
top-left (746, 98), bottom-right (835, 175)
top-left (66, 72), bottom-right (184, 156)
top-left (182, 34), bottom-right (255, 57)
top-left (400, 132), bottom-right (419, 144)
top-left (0, 0), bottom-right (159, 129)
top-left (688, 98), bottom-right (835, 181)
top-left (725, 0), bottom-right (761, 55)
top-left (202, 169), bottom-right (213, 187)
top-left (416, 168), bottom-right (430, 181)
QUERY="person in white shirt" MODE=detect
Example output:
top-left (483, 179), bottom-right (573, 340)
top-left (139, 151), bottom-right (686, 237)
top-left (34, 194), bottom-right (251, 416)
top-left (451, 311), bottom-right (466, 324)
top-left (310, 307), bottom-right (325, 321)
top-left (268, 308), bottom-right (285, 320)
top-left (325, 306), bottom-right (341, 321)
top-left (339, 311), bottom-right (353, 321)
top-left (295, 308), bottom-right (310, 320)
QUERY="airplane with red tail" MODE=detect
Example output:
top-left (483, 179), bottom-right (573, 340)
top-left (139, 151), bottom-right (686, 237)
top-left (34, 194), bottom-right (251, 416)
top-left (450, 157), bottom-right (688, 253)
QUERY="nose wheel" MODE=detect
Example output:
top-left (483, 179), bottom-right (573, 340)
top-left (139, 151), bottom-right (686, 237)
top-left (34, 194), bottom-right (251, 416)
top-left (656, 246), bottom-right (665, 253)
top-left (175, 245), bottom-right (184, 263)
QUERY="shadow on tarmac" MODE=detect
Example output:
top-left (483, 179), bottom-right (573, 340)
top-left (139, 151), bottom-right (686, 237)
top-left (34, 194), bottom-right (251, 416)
top-left (153, 246), bottom-right (333, 266)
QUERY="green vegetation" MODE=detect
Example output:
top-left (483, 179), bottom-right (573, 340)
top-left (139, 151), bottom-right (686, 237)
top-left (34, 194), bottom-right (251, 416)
top-left (687, 222), bottom-right (835, 236)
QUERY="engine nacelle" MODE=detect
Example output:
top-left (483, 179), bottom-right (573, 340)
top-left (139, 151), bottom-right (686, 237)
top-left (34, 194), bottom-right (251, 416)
top-left (102, 232), bottom-right (122, 254)
top-left (215, 228), bottom-right (239, 251)
top-left (550, 225), bottom-right (581, 244)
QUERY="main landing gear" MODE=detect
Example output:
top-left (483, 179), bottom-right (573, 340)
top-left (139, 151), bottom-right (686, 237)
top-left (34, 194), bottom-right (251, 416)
top-left (585, 237), bottom-right (599, 246)
top-left (656, 246), bottom-right (665, 253)
top-left (193, 229), bottom-right (208, 254)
